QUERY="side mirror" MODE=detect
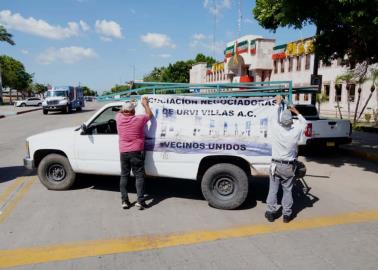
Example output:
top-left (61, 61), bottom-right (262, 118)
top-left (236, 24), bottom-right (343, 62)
top-left (80, 123), bottom-right (88, 135)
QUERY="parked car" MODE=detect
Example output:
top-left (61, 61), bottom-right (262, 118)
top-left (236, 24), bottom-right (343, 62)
top-left (14, 97), bottom-right (43, 107)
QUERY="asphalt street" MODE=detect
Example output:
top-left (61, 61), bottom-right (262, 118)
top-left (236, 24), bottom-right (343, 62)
top-left (0, 102), bottom-right (378, 270)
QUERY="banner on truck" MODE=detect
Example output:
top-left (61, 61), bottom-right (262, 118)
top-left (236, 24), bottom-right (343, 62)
top-left (136, 95), bottom-right (277, 156)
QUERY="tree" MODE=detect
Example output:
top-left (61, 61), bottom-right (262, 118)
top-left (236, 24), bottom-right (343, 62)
top-left (253, 0), bottom-right (378, 67)
top-left (0, 25), bottom-right (16, 104)
top-left (336, 71), bottom-right (354, 119)
top-left (0, 55), bottom-right (33, 103)
top-left (143, 53), bottom-right (216, 83)
top-left (194, 53), bottom-right (216, 66)
top-left (82, 85), bottom-right (97, 96)
top-left (316, 92), bottom-right (328, 114)
top-left (0, 25), bottom-right (15, 45)
top-left (143, 67), bottom-right (166, 82)
top-left (110, 84), bottom-right (130, 93)
top-left (357, 67), bottom-right (378, 122)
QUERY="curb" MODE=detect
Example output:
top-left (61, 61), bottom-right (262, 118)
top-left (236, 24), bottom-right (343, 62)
top-left (341, 146), bottom-right (378, 163)
top-left (16, 107), bottom-right (42, 115)
top-left (0, 107), bottom-right (42, 119)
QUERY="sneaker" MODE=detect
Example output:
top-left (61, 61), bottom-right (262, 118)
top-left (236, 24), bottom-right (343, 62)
top-left (135, 201), bottom-right (148, 210)
top-left (283, 215), bottom-right (292, 223)
top-left (122, 200), bottom-right (131, 209)
top-left (265, 211), bottom-right (277, 222)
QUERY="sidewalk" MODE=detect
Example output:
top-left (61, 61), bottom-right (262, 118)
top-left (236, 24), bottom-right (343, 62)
top-left (340, 130), bottom-right (378, 163)
top-left (0, 105), bottom-right (42, 119)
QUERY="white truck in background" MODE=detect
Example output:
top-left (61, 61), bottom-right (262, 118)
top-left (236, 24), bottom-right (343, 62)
top-left (294, 105), bottom-right (352, 147)
top-left (42, 86), bottom-right (85, 114)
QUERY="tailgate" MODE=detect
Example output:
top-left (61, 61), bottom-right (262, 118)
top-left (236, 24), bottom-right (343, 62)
top-left (311, 120), bottom-right (351, 138)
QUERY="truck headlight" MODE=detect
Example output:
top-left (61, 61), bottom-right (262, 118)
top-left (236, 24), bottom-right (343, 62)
top-left (25, 141), bottom-right (30, 158)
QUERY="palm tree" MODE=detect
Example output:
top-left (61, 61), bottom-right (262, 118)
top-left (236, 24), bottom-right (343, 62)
top-left (352, 62), bottom-right (369, 124)
top-left (357, 68), bottom-right (378, 122)
top-left (0, 25), bottom-right (15, 104)
top-left (316, 92), bottom-right (328, 115)
top-left (0, 25), bottom-right (15, 45)
top-left (336, 71), bottom-right (354, 120)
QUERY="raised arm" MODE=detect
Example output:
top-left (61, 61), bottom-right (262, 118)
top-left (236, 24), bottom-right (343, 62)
top-left (270, 95), bottom-right (284, 123)
top-left (141, 96), bottom-right (153, 120)
top-left (289, 105), bottom-right (307, 129)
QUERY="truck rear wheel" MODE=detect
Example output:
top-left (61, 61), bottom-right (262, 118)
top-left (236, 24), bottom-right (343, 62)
top-left (37, 154), bottom-right (76, 190)
top-left (43, 109), bottom-right (48, 115)
top-left (201, 163), bottom-right (249, 210)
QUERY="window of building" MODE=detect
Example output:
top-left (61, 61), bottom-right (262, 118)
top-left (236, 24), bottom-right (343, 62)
top-left (274, 60), bottom-right (278, 74)
top-left (304, 94), bottom-right (309, 101)
top-left (280, 59), bottom-right (284, 73)
top-left (347, 84), bottom-right (356, 102)
top-left (296, 56), bottom-right (301, 71)
top-left (295, 93), bottom-right (300, 101)
top-left (305, 54), bottom-right (311, 70)
top-left (335, 84), bottom-right (342, 102)
top-left (323, 84), bottom-right (330, 101)
top-left (288, 57), bottom-right (293, 72)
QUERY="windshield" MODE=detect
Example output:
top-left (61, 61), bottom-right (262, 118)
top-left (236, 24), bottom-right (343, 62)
top-left (46, 91), bottom-right (67, 97)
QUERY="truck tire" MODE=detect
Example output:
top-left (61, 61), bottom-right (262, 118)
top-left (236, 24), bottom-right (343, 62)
top-left (21, 103), bottom-right (26, 107)
top-left (76, 107), bottom-right (82, 112)
top-left (201, 163), bottom-right (249, 210)
top-left (64, 106), bottom-right (71, 114)
top-left (37, 154), bottom-right (76, 190)
top-left (43, 109), bottom-right (48, 115)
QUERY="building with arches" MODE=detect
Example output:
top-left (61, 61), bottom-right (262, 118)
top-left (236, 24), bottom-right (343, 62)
top-left (190, 35), bottom-right (377, 119)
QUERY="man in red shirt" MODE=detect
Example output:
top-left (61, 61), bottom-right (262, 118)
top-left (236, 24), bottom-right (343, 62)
top-left (116, 96), bottom-right (153, 210)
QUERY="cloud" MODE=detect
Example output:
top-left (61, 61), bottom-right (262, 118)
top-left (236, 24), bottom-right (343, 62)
top-left (130, 9), bottom-right (136, 14)
top-left (192, 33), bottom-right (206, 41)
top-left (203, 0), bottom-right (231, 15)
top-left (21, 49), bottom-right (29, 55)
top-left (37, 46), bottom-right (97, 64)
top-left (95, 19), bottom-right (123, 40)
top-left (157, 54), bottom-right (171, 58)
top-left (190, 34), bottom-right (225, 55)
top-left (79, 20), bottom-right (90, 31)
top-left (141, 33), bottom-right (176, 49)
top-left (0, 10), bottom-right (89, 39)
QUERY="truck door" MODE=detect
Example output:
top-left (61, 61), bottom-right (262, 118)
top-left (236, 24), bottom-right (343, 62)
top-left (74, 106), bottom-right (120, 174)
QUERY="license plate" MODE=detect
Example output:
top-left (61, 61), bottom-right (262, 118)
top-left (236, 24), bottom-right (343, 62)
top-left (326, 141), bottom-right (335, 147)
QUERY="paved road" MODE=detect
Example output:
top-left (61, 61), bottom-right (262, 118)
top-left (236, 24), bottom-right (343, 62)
top-left (0, 103), bottom-right (378, 269)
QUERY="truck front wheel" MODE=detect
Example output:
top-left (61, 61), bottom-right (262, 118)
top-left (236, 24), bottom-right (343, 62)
top-left (43, 109), bottom-right (48, 115)
top-left (201, 163), bottom-right (249, 210)
top-left (37, 154), bottom-right (76, 190)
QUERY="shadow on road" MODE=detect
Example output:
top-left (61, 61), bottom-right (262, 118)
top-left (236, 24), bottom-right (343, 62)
top-left (74, 174), bottom-right (204, 207)
top-left (300, 147), bottom-right (378, 174)
top-left (0, 166), bottom-right (27, 183)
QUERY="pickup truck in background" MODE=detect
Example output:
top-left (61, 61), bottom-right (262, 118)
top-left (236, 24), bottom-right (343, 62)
top-left (294, 105), bottom-right (352, 147)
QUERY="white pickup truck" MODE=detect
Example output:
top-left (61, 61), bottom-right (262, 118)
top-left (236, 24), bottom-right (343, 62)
top-left (294, 105), bottom-right (352, 147)
top-left (24, 95), bottom-right (281, 210)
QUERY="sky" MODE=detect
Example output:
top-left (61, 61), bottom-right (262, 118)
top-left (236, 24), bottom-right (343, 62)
top-left (0, 0), bottom-right (315, 92)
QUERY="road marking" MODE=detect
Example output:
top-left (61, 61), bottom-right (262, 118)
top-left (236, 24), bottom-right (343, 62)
top-left (0, 177), bottom-right (25, 208)
top-left (0, 176), bottom-right (35, 224)
top-left (1, 209), bottom-right (378, 268)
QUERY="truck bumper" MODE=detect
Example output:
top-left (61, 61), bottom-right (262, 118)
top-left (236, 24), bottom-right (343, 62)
top-left (306, 137), bottom-right (352, 147)
top-left (23, 157), bottom-right (35, 170)
top-left (43, 105), bottom-right (67, 111)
